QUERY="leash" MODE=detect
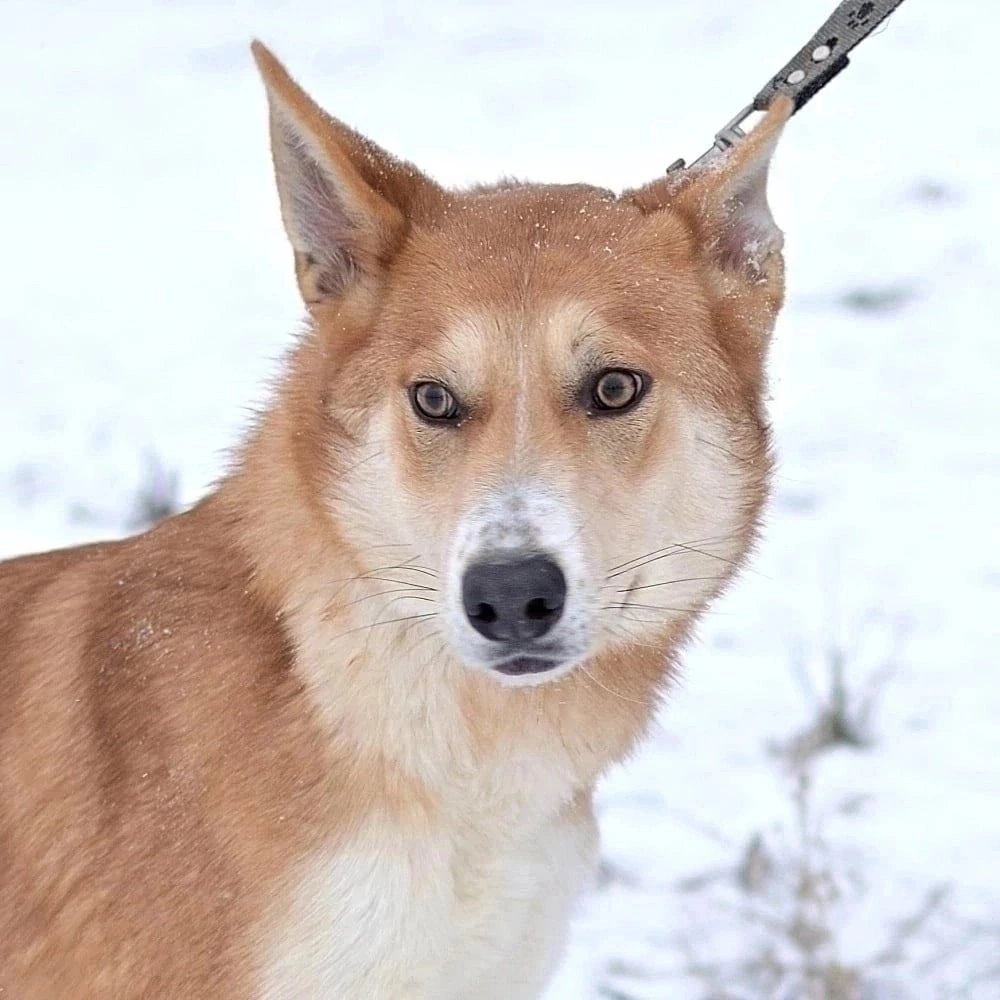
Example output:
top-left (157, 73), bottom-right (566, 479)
top-left (668, 0), bottom-right (909, 171)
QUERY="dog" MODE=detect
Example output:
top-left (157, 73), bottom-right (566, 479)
top-left (0, 41), bottom-right (792, 999)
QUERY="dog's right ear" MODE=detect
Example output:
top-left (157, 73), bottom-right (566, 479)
top-left (251, 42), bottom-right (441, 305)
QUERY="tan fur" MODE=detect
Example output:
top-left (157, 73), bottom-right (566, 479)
top-left (0, 43), bottom-right (792, 998)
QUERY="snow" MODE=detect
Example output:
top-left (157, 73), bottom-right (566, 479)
top-left (2, 1), bottom-right (997, 995)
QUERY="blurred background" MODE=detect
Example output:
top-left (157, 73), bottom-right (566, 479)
top-left (2, 2), bottom-right (997, 996)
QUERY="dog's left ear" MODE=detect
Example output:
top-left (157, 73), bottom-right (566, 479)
top-left (629, 96), bottom-right (793, 284)
top-left (251, 41), bottom-right (442, 306)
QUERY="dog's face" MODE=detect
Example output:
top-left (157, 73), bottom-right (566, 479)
top-left (253, 44), bottom-right (791, 687)
top-left (372, 200), bottom-right (772, 686)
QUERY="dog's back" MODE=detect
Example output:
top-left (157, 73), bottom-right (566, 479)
top-left (0, 502), bottom-right (331, 997)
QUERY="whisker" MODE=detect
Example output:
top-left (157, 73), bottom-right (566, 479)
top-left (361, 559), bottom-right (438, 581)
top-left (327, 561), bottom-right (438, 601)
top-left (324, 612), bottom-right (438, 645)
top-left (670, 541), bottom-right (745, 570)
top-left (616, 612), bottom-right (671, 626)
top-left (605, 542), bottom-right (683, 577)
top-left (327, 574), bottom-right (422, 609)
top-left (358, 556), bottom-right (438, 580)
top-left (605, 534), bottom-right (736, 580)
top-left (352, 575), bottom-right (437, 593)
top-left (358, 591), bottom-right (440, 660)
top-left (342, 588), bottom-right (438, 610)
top-left (695, 433), bottom-right (759, 468)
top-left (384, 565), bottom-right (439, 579)
top-left (578, 663), bottom-right (647, 706)
top-left (337, 447), bottom-right (385, 477)
top-left (605, 546), bottom-right (693, 582)
top-left (616, 575), bottom-right (727, 594)
top-left (606, 603), bottom-right (732, 620)
top-left (604, 602), bottom-right (701, 615)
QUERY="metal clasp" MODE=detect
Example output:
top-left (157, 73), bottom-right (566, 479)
top-left (693, 103), bottom-right (757, 166)
top-left (667, 103), bottom-right (758, 173)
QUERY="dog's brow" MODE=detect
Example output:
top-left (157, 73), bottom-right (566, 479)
top-left (570, 330), bottom-right (638, 368)
top-left (571, 328), bottom-right (605, 353)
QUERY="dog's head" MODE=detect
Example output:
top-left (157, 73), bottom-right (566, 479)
top-left (251, 43), bottom-right (791, 689)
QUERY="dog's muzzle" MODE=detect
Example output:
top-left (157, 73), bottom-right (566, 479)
top-left (461, 553), bottom-right (567, 675)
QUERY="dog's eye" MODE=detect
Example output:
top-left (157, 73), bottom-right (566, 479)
top-left (411, 381), bottom-right (461, 423)
top-left (590, 369), bottom-right (644, 413)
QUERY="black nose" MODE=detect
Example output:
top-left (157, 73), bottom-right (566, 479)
top-left (462, 555), bottom-right (567, 642)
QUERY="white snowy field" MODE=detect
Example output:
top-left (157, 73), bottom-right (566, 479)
top-left (2, 1), bottom-right (997, 996)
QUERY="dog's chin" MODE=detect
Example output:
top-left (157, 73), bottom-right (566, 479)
top-left (483, 654), bottom-right (579, 688)
top-left (490, 656), bottom-right (565, 684)
top-left (494, 655), bottom-right (562, 677)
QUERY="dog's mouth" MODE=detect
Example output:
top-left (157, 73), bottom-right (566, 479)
top-left (491, 655), bottom-right (563, 677)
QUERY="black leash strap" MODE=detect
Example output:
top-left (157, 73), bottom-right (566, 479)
top-left (670, 0), bottom-right (909, 171)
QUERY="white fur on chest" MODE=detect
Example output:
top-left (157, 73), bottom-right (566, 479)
top-left (260, 799), bottom-right (597, 999)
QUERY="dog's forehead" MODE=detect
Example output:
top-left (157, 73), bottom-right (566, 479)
top-left (434, 182), bottom-right (636, 251)
top-left (385, 183), bottom-right (701, 368)
top-left (428, 301), bottom-right (617, 369)
top-left (453, 180), bottom-right (621, 217)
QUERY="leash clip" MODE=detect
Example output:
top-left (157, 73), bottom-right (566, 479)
top-left (667, 103), bottom-right (755, 172)
top-left (700, 103), bottom-right (757, 165)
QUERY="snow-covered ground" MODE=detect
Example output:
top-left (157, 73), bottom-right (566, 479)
top-left (2, 1), bottom-right (997, 996)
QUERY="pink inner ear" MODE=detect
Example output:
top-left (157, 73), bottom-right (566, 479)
top-left (274, 116), bottom-right (359, 295)
top-left (716, 208), bottom-right (783, 276)
top-left (712, 163), bottom-right (783, 277)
